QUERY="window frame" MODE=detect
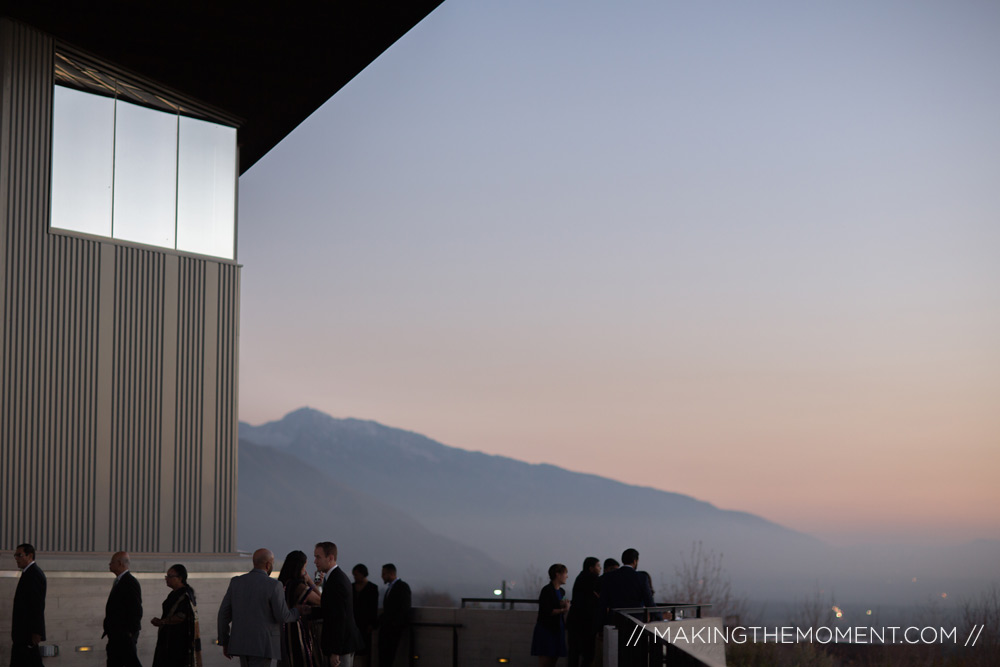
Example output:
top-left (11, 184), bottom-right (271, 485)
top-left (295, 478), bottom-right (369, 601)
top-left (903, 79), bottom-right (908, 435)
top-left (50, 47), bottom-right (242, 263)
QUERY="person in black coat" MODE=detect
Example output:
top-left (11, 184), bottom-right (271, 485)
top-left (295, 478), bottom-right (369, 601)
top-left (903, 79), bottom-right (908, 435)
top-left (599, 548), bottom-right (653, 625)
top-left (566, 557), bottom-right (602, 667)
top-left (351, 564), bottom-right (379, 665)
top-left (377, 564), bottom-right (411, 667)
top-left (104, 551), bottom-right (144, 667)
top-left (11, 543), bottom-right (46, 667)
top-left (310, 542), bottom-right (362, 667)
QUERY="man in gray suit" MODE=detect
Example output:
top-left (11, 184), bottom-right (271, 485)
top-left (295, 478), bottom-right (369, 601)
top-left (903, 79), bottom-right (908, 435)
top-left (218, 549), bottom-right (300, 667)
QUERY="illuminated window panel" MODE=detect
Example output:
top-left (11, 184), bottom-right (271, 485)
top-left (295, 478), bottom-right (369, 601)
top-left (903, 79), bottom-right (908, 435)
top-left (51, 86), bottom-right (114, 237)
top-left (111, 99), bottom-right (178, 250)
top-left (176, 117), bottom-right (237, 259)
top-left (50, 83), bottom-right (237, 260)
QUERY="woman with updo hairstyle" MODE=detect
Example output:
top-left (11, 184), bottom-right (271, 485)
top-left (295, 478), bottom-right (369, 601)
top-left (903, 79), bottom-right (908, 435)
top-left (150, 564), bottom-right (202, 667)
top-left (277, 550), bottom-right (321, 667)
top-left (530, 563), bottom-right (570, 666)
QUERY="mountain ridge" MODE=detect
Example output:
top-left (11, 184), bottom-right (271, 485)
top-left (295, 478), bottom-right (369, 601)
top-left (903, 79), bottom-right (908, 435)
top-left (237, 407), bottom-right (1000, 612)
top-left (240, 407), bottom-right (811, 539)
top-left (237, 439), bottom-right (504, 590)
top-left (239, 407), bottom-right (830, 596)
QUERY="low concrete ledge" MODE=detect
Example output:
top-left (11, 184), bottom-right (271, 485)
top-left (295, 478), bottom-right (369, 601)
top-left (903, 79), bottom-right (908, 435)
top-left (2, 559), bottom-right (726, 667)
top-left (1, 553), bottom-right (251, 667)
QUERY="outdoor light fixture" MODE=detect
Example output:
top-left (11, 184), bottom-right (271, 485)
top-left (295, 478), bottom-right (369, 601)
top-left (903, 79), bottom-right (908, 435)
top-left (497, 659), bottom-right (510, 664)
top-left (493, 589), bottom-right (502, 596)
top-left (75, 646), bottom-right (92, 652)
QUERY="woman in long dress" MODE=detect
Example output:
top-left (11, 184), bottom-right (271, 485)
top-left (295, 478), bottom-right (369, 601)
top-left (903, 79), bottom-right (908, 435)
top-left (150, 564), bottom-right (202, 667)
top-left (530, 563), bottom-right (570, 667)
top-left (351, 564), bottom-right (379, 666)
top-left (277, 550), bottom-right (322, 667)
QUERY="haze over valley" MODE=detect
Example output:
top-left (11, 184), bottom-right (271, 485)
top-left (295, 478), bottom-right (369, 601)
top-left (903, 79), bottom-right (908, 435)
top-left (238, 408), bottom-right (999, 624)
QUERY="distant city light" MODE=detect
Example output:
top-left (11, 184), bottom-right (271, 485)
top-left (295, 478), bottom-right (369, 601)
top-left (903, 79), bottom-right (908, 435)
top-left (832, 605), bottom-right (843, 619)
top-left (493, 589), bottom-right (502, 596)
top-left (866, 610), bottom-right (872, 616)
top-left (912, 577), bottom-right (917, 582)
top-left (941, 593), bottom-right (947, 598)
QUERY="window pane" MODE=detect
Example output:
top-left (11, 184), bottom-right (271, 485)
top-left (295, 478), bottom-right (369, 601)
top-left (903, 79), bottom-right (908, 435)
top-left (51, 86), bottom-right (114, 236)
top-left (112, 100), bottom-right (177, 249)
top-left (176, 117), bottom-right (236, 259)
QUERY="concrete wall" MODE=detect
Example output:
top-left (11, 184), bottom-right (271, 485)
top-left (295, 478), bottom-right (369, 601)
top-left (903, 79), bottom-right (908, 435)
top-left (1, 560), bottom-right (539, 667)
top-left (1, 554), bottom-right (250, 667)
top-left (407, 606), bottom-right (536, 665)
top-left (3, 557), bottom-right (724, 667)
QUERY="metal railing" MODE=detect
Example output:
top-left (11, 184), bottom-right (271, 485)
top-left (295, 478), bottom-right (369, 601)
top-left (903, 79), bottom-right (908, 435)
top-left (460, 596), bottom-right (538, 609)
top-left (610, 604), bottom-right (713, 667)
top-left (395, 601), bottom-right (714, 665)
top-left (615, 603), bottom-right (712, 622)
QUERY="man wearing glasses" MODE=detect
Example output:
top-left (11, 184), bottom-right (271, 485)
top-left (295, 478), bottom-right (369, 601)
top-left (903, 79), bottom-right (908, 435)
top-left (11, 544), bottom-right (46, 667)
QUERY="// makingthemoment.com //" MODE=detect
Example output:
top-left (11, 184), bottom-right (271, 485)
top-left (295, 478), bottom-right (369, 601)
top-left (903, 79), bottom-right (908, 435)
top-left (625, 624), bottom-right (986, 646)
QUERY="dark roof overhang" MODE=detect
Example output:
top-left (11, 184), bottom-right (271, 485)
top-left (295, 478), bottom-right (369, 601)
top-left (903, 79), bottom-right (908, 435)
top-left (2, 2), bottom-right (444, 174)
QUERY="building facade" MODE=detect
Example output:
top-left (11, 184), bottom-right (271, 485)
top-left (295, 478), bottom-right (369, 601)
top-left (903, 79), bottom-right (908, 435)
top-left (1, 18), bottom-right (239, 554)
top-left (1, 6), bottom-right (443, 664)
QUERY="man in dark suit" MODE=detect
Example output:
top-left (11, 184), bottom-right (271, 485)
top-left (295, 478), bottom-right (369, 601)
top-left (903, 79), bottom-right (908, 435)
top-left (11, 543), bottom-right (46, 667)
top-left (567, 556), bottom-right (602, 667)
top-left (599, 547), bottom-right (654, 624)
top-left (376, 564), bottom-right (411, 667)
top-left (311, 542), bottom-right (362, 667)
top-left (103, 551), bottom-right (143, 667)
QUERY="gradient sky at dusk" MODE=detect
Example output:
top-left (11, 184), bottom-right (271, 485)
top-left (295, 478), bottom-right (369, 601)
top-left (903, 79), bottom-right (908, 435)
top-left (236, 0), bottom-right (1000, 546)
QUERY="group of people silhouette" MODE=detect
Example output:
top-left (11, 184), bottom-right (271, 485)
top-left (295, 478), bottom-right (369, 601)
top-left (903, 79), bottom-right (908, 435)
top-left (531, 548), bottom-right (656, 667)
top-left (9, 543), bottom-right (410, 667)
top-left (219, 544), bottom-right (411, 667)
top-left (12, 542), bottom-right (659, 667)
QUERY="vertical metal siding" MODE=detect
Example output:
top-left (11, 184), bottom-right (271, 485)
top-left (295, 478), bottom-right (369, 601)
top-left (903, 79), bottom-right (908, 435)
top-left (109, 247), bottom-right (164, 552)
top-left (0, 20), bottom-right (240, 555)
top-left (0, 21), bottom-right (100, 553)
top-left (214, 263), bottom-right (239, 552)
top-left (174, 256), bottom-right (205, 552)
